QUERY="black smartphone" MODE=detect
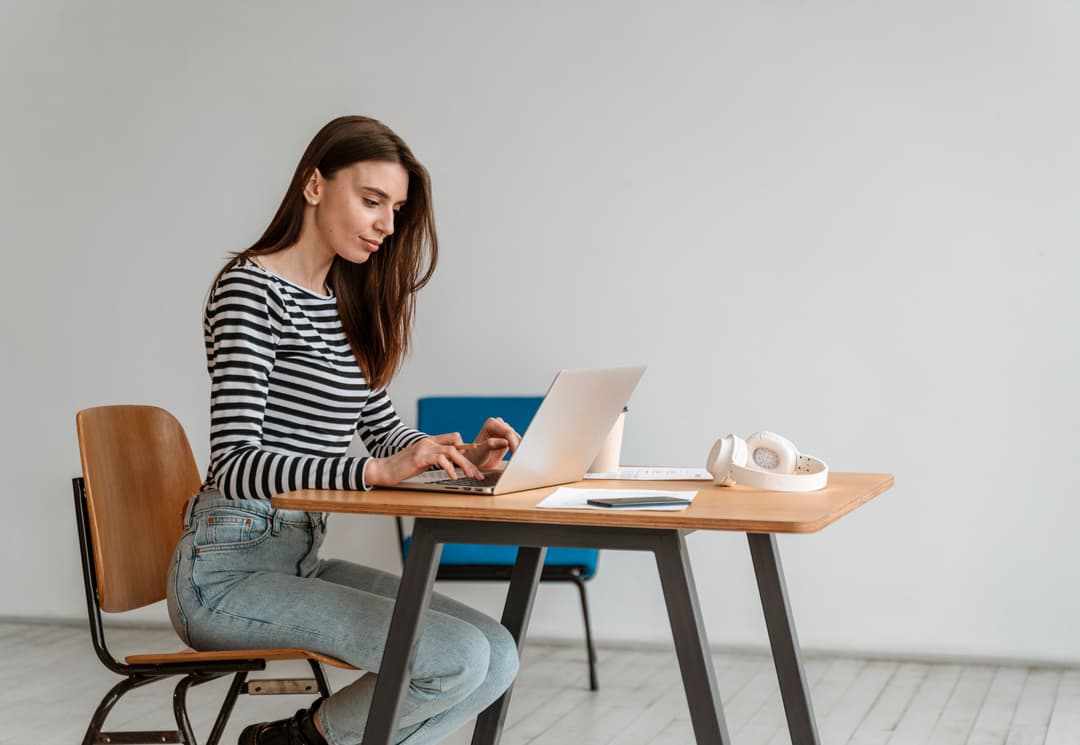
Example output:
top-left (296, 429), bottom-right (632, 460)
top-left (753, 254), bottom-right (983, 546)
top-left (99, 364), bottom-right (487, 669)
top-left (586, 496), bottom-right (692, 508)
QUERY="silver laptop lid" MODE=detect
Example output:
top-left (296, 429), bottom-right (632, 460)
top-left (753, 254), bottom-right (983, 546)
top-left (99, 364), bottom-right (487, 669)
top-left (492, 365), bottom-right (646, 494)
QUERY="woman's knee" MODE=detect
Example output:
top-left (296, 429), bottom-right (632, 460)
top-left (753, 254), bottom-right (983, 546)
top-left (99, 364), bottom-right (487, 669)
top-left (445, 612), bottom-right (519, 692)
top-left (421, 619), bottom-right (518, 706)
top-left (457, 622), bottom-right (495, 692)
top-left (486, 622), bottom-right (520, 692)
top-left (414, 617), bottom-right (491, 696)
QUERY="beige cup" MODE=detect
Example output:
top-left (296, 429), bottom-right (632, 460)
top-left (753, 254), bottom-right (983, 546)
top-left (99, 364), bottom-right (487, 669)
top-left (588, 409), bottom-right (626, 474)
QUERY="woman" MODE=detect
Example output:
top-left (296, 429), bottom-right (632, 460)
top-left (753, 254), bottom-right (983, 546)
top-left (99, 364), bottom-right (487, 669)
top-left (166, 116), bottom-right (523, 745)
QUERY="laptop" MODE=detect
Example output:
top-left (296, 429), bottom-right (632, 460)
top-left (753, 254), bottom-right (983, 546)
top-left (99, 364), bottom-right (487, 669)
top-left (393, 365), bottom-right (646, 495)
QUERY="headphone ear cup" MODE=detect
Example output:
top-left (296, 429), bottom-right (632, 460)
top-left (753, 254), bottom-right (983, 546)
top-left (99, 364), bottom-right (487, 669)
top-left (706, 434), bottom-right (747, 485)
top-left (744, 431), bottom-right (799, 473)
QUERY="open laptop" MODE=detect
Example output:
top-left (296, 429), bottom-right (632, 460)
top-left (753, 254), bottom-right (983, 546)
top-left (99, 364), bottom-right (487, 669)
top-left (393, 365), bottom-right (646, 495)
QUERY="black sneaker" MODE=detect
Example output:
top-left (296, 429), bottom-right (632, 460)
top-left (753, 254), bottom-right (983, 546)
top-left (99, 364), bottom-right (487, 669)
top-left (238, 701), bottom-right (327, 745)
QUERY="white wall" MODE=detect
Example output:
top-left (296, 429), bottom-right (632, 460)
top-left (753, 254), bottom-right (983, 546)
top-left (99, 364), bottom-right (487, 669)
top-left (3, 0), bottom-right (1078, 664)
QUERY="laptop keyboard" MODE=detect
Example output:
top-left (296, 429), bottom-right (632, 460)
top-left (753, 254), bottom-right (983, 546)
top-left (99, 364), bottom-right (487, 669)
top-left (432, 473), bottom-right (501, 487)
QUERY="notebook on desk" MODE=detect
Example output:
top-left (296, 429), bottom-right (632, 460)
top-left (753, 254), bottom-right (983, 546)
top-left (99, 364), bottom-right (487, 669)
top-left (391, 365), bottom-right (646, 495)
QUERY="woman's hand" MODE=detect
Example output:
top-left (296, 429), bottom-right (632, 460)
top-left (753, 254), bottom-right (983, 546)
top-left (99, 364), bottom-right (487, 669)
top-left (364, 434), bottom-right (484, 487)
top-left (463, 417), bottom-right (522, 470)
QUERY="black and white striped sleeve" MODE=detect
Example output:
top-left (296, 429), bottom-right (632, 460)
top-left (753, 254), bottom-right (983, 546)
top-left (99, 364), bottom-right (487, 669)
top-left (206, 273), bottom-right (367, 500)
top-left (356, 387), bottom-right (427, 459)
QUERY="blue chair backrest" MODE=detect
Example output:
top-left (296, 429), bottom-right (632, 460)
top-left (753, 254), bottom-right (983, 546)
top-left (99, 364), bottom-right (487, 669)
top-left (417, 397), bottom-right (543, 456)
top-left (411, 396), bottom-right (599, 577)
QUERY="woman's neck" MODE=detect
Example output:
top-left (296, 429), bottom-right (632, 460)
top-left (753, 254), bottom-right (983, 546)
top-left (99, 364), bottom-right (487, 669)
top-left (254, 241), bottom-right (334, 297)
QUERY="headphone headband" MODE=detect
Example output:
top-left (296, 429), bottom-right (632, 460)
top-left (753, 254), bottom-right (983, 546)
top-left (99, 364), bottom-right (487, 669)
top-left (730, 454), bottom-right (828, 492)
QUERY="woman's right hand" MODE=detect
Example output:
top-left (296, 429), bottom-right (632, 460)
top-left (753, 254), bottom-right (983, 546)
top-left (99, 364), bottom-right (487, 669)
top-left (364, 434), bottom-right (483, 487)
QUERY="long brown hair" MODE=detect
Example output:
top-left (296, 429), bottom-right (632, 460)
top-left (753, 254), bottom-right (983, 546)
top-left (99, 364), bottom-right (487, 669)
top-left (213, 115), bottom-right (438, 390)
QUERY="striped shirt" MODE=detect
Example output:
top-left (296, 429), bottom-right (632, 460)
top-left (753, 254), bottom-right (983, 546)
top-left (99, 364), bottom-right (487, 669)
top-left (201, 259), bottom-right (426, 500)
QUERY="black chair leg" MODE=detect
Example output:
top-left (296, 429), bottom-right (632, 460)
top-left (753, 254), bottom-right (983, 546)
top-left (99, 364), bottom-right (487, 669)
top-left (571, 573), bottom-right (599, 691)
top-left (83, 675), bottom-right (145, 745)
top-left (205, 671), bottom-right (249, 745)
top-left (173, 673), bottom-right (203, 744)
top-left (308, 659), bottom-right (335, 698)
top-left (176, 672), bottom-right (234, 745)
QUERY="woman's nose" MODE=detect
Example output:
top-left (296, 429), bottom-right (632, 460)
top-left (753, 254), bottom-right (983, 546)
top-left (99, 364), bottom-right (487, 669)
top-left (376, 209), bottom-right (395, 236)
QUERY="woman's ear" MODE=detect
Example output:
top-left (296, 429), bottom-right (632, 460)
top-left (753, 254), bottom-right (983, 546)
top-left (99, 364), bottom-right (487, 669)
top-left (303, 168), bottom-right (323, 206)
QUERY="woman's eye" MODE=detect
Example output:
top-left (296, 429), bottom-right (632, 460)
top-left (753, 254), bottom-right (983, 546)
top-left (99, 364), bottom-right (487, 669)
top-left (363, 199), bottom-right (379, 208)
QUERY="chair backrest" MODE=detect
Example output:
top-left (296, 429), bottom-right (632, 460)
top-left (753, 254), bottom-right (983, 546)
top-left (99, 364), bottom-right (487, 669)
top-left (417, 396), bottom-right (543, 452)
top-left (76, 405), bottom-right (202, 613)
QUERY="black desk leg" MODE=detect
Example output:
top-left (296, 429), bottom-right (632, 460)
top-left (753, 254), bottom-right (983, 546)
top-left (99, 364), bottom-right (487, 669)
top-left (747, 533), bottom-right (820, 745)
top-left (654, 531), bottom-right (732, 745)
top-left (361, 518), bottom-right (443, 745)
top-left (471, 545), bottom-right (547, 745)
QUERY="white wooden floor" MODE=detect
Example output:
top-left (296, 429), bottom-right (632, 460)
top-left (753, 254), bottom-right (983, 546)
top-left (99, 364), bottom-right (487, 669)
top-left (3, 620), bottom-right (1078, 745)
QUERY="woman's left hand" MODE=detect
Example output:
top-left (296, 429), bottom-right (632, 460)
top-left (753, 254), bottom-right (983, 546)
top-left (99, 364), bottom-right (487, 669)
top-left (464, 417), bottom-right (522, 470)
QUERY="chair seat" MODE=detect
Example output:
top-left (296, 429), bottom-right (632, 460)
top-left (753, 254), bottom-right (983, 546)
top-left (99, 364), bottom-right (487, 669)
top-left (403, 537), bottom-right (598, 578)
top-left (126, 647), bottom-right (357, 669)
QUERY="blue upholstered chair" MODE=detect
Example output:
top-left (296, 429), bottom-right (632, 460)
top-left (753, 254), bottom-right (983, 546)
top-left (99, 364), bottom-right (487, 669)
top-left (396, 396), bottom-right (600, 690)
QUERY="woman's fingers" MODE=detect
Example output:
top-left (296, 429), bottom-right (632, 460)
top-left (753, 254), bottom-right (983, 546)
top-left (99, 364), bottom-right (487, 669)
top-left (480, 417), bottom-right (520, 453)
top-left (448, 447), bottom-right (483, 479)
top-left (496, 418), bottom-right (521, 452)
top-left (430, 432), bottom-right (464, 446)
top-left (427, 443), bottom-right (481, 480)
top-left (367, 435), bottom-right (487, 487)
top-left (434, 453), bottom-right (457, 481)
top-left (459, 417), bottom-right (522, 470)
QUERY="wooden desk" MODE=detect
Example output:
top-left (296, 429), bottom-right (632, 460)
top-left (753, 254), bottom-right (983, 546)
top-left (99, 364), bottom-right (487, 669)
top-left (274, 472), bottom-right (893, 745)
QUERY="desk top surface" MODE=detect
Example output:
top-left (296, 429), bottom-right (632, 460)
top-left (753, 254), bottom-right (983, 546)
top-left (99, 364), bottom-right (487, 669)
top-left (271, 472), bottom-right (893, 534)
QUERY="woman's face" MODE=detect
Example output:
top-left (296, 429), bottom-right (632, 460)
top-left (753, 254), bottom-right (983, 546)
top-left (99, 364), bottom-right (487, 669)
top-left (305, 160), bottom-right (410, 264)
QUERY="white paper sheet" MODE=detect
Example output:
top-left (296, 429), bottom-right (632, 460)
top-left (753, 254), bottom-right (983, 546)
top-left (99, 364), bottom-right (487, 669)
top-left (536, 487), bottom-right (697, 510)
top-left (583, 466), bottom-right (713, 481)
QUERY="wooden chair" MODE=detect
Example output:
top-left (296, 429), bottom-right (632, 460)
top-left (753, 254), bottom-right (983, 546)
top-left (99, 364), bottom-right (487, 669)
top-left (73, 405), bottom-right (358, 745)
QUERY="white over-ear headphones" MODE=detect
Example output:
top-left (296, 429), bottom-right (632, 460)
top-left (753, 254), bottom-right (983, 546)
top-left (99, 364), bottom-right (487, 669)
top-left (706, 431), bottom-right (828, 492)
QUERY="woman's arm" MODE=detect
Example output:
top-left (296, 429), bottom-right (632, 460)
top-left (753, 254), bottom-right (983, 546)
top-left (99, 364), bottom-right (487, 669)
top-left (354, 389), bottom-right (482, 486)
top-left (355, 387), bottom-right (427, 459)
top-left (206, 270), bottom-right (369, 499)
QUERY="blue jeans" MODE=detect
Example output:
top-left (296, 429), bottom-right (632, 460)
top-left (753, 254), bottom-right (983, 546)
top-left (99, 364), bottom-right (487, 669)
top-left (166, 491), bottom-right (519, 745)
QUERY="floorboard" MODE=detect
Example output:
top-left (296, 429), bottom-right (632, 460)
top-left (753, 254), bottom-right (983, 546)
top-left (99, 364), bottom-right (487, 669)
top-left (4, 621), bottom-right (1078, 745)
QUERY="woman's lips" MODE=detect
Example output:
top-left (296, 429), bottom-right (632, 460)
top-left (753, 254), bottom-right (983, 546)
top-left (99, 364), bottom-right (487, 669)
top-left (361, 238), bottom-right (381, 250)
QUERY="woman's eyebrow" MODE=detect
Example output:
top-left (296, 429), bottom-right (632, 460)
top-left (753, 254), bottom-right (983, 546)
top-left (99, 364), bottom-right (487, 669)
top-left (359, 186), bottom-right (406, 206)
